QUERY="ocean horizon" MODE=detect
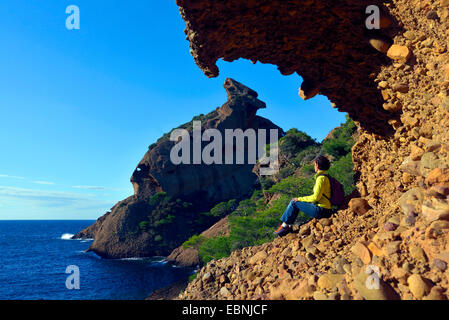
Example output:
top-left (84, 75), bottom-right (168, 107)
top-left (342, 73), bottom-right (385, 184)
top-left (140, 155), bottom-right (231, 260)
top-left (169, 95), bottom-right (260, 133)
top-left (0, 220), bottom-right (193, 300)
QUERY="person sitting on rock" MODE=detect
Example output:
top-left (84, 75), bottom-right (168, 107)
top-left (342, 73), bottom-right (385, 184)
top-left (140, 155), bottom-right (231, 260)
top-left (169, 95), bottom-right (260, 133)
top-left (274, 155), bottom-right (333, 237)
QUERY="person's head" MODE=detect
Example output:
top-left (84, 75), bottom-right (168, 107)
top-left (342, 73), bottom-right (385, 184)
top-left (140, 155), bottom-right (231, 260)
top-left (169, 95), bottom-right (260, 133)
top-left (314, 155), bottom-right (331, 172)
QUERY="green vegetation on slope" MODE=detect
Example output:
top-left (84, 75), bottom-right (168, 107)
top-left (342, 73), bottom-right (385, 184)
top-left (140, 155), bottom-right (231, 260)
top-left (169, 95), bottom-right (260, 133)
top-left (131, 192), bottom-right (236, 252)
top-left (181, 116), bottom-right (357, 265)
top-left (149, 111), bottom-right (219, 150)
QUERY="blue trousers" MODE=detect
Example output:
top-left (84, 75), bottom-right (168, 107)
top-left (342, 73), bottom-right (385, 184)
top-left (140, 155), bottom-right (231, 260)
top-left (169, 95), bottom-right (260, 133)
top-left (281, 200), bottom-right (332, 225)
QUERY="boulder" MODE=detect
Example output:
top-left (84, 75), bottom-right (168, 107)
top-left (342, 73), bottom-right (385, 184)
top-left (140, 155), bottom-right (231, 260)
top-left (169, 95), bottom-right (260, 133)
top-left (317, 274), bottom-right (345, 290)
top-left (75, 79), bottom-right (284, 258)
top-left (426, 168), bottom-right (449, 186)
top-left (368, 242), bottom-right (383, 257)
top-left (352, 242), bottom-right (372, 264)
top-left (399, 158), bottom-right (422, 176)
top-left (422, 198), bottom-right (449, 222)
top-left (249, 251), bottom-right (268, 265)
top-left (398, 188), bottom-right (425, 215)
top-left (407, 274), bottom-right (432, 299)
top-left (409, 245), bottom-right (427, 263)
top-left (353, 271), bottom-right (400, 300)
top-left (410, 145), bottom-right (425, 161)
top-left (387, 45), bottom-right (411, 63)
top-left (421, 152), bottom-right (440, 170)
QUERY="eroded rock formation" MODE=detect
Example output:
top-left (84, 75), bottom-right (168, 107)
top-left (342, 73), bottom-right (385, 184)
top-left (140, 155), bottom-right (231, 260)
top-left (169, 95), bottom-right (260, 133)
top-left (130, 78), bottom-right (281, 206)
top-left (176, 0), bottom-right (449, 300)
top-left (176, 0), bottom-right (400, 135)
top-left (74, 79), bottom-right (284, 258)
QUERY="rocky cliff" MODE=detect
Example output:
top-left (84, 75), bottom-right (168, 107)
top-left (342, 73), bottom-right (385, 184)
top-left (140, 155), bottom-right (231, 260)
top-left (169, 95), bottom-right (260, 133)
top-left (176, 0), bottom-right (449, 300)
top-left (73, 78), bottom-right (284, 259)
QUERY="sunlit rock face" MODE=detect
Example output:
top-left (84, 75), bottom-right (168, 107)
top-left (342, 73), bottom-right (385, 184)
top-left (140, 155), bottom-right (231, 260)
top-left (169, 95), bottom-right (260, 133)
top-left (176, 0), bottom-right (449, 300)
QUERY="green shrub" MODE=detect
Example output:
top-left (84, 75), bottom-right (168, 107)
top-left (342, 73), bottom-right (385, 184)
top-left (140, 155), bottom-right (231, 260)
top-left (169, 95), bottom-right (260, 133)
top-left (301, 164), bottom-right (315, 176)
top-left (198, 236), bottom-right (232, 264)
top-left (138, 221), bottom-right (150, 232)
top-left (278, 166), bottom-right (296, 179)
top-left (155, 214), bottom-right (175, 226)
top-left (250, 189), bottom-right (264, 201)
top-left (322, 116), bottom-right (356, 159)
top-left (209, 199), bottom-right (238, 218)
top-left (260, 176), bottom-right (275, 190)
top-left (328, 152), bottom-right (355, 195)
top-left (291, 145), bottom-right (321, 167)
top-left (265, 175), bottom-right (314, 198)
top-left (188, 273), bottom-right (198, 283)
top-left (279, 129), bottom-right (318, 159)
top-left (182, 234), bottom-right (206, 249)
top-left (232, 198), bottom-right (258, 217)
top-left (149, 192), bottom-right (170, 207)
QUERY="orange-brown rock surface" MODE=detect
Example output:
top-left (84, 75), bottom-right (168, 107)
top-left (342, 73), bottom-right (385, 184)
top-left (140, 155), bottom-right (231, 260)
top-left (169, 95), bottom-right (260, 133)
top-left (175, 0), bottom-right (449, 300)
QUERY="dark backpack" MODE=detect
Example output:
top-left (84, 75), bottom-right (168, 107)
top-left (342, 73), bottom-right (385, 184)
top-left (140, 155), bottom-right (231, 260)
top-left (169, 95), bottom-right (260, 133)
top-left (318, 173), bottom-right (345, 207)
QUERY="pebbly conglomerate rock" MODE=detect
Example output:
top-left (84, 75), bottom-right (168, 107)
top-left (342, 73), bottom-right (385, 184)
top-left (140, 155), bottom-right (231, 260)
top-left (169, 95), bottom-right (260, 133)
top-left (176, 0), bottom-right (449, 300)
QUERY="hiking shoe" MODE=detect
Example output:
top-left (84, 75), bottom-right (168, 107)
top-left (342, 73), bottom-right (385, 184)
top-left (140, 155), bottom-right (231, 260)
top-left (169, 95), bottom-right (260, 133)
top-left (273, 225), bottom-right (292, 237)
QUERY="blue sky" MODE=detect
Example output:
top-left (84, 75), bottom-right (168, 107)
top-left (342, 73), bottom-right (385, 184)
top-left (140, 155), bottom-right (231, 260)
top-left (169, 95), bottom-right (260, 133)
top-left (0, 1), bottom-right (346, 220)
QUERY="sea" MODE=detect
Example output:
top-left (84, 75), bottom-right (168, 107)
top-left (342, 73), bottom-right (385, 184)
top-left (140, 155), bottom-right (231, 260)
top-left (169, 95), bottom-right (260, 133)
top-left (0, 220), bottom-right (194, 300)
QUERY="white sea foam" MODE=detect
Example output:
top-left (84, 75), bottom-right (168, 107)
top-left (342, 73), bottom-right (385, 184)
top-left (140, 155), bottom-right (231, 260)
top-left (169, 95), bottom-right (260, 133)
top-left (60, 233), bottom-right (74, 240)
top-left (119, 257), bottom-right (145, 261)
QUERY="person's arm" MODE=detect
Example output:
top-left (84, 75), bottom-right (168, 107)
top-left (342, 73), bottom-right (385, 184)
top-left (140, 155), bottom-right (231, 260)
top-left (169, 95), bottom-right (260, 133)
top-left (294, 176), bottom-right (326, 203)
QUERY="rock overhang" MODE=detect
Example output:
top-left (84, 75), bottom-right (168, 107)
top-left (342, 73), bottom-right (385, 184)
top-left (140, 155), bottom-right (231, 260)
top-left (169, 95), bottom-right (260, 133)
top-left (176, 0), bottom-right (403, 135)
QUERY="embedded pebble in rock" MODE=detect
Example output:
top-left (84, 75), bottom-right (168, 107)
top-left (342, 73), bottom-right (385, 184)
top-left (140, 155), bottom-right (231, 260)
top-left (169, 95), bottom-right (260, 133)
top-left (220, 287), bottom-right (230, 297)
top-left (434, 259), bottom-right (447, 272)
top-left (426, 10), bottom-right (439, 20)
top-left (353, 272), bottom-right (399, 300)
top-left (410, 245), bottom-right (427, 263)
top-left (387, 45), bottom-right (411, 63)
top-left (423, 287), bottom-right (446, 300)
top-left (369, 38), bottom-right (391, 53)
top-left (405, 215), bottom-right (417, 226)
top-left (317, 274), bottom-right (345, 290)
top-left (352, 242), bottom-right (372, 265)
top-left (384, 222), bottom-right (399, 232)
top-left (408, 275), bottom-right (432, 299)
top-left (348, 198), bottom-right (372, 215)
top-left (175, 0), bottom-right (449, 301)
top-left (392, 83), bottom-right (409, 93)
top-left (422, 198), bottom-right (449, 222)
top-left (313, 291), bottom-right (328, 301)
top-left (403, 31), bottom-right (416, 40)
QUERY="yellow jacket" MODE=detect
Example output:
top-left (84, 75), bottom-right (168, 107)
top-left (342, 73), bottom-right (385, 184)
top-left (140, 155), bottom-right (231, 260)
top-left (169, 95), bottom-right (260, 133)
top-left (296, 170), bottom-right (332, 209)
